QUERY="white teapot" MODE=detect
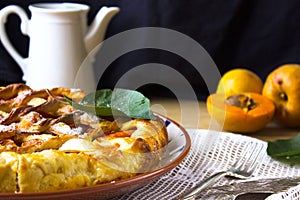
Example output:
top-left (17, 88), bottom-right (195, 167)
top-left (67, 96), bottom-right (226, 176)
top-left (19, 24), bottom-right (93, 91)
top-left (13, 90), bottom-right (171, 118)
top-left (0, 3), bottom-right (119, 92)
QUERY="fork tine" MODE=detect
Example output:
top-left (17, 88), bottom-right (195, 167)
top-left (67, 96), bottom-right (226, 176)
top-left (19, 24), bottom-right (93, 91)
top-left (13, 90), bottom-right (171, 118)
top-left (229, 142), bottom-right (255, 169)
top-left (246, 143), bottom-right (265, 170)
top-left (231, 142), bottom-right (264, 175)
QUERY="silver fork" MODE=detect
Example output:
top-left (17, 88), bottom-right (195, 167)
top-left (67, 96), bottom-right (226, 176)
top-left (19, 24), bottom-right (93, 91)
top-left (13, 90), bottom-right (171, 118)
top-left (206, 176), bottom-right (300, 200)
top-left (176, 142), bottom-right (265, 200)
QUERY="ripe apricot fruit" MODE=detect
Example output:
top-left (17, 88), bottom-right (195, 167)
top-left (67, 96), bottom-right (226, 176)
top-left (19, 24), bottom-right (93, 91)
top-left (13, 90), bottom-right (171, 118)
top-left (216, 68), bottom-right (263, 97)
top-left (206, 92), bottom-right (275, 133)
top-left (262, 64), bottom-right (300, 127)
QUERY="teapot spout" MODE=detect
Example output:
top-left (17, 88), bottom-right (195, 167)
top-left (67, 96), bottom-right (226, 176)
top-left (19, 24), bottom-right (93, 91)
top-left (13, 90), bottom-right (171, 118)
top-left (85, 6), bottom-right (119, 54)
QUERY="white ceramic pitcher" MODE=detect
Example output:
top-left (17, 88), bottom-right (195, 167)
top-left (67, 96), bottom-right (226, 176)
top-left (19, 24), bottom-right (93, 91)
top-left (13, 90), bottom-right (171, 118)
top-left (0, 3), bottom-right (119, 92)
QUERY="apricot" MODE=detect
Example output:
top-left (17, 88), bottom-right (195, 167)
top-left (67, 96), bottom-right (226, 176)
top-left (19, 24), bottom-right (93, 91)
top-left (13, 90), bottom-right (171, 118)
top-left (262, 64), bottom-right (300, 127)
top-left (206, 92), bottom-right (275, 133)
top-left (216, 68), bottom-right (263, 97)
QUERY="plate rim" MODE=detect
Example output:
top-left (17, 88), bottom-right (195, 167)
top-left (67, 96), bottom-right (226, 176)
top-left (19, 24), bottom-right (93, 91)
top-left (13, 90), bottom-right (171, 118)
top-left (0, 114), bottom-right (191, 199)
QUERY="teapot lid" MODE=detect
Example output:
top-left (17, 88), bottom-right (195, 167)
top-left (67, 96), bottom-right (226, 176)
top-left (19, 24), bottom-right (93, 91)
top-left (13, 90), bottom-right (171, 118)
top-left (29, 3), bottom-right (90, 13)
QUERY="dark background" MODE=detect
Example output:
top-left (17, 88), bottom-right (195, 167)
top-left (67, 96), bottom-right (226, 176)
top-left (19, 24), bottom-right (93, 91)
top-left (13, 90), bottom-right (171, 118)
top-left (1, 0), bottom-right (300, 100)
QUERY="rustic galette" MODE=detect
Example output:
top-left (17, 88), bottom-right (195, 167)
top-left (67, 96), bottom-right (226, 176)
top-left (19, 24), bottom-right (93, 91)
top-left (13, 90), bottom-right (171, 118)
top-left (0, 84), bottom-right (168, 193)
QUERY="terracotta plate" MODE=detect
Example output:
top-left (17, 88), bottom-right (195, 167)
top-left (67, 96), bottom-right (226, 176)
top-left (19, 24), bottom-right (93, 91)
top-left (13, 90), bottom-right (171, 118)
top-left (0, 115), bottom-right (191, 200)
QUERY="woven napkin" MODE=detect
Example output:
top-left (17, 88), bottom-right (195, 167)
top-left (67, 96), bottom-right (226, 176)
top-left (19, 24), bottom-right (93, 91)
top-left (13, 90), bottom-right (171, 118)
top-left (112, 129), bottom-right (300, 200)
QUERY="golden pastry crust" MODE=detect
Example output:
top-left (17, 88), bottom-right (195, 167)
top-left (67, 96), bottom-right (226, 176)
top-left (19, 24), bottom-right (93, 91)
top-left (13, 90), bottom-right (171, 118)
top-left (0, 84), bottom-right (168, 193)
top-left (17, 150), bottom-right (96, 192)
top-left (0, 152), bottom-right (18, 193)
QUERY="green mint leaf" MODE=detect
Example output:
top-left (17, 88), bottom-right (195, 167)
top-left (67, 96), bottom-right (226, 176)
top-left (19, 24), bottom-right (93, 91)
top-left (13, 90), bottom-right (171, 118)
top-left (66, 89), bottom-right (156, 120)
top-left (270, 154), bottom-right (300, 166)
top-left (267, 134), bottom-right (300, 165)
top-left (267, 134), bottom-right (300, 157)
top-left (65, 96), bottom-right (124, 117)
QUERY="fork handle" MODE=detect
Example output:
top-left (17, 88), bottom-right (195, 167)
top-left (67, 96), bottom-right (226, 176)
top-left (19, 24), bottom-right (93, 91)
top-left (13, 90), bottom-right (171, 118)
top-left (176, 171), bottom-right (227, 200)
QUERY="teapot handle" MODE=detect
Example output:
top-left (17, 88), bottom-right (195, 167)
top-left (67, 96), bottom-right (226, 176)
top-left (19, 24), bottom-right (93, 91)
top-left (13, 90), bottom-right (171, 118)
top-left (0, 5), bottom-right (29, 71)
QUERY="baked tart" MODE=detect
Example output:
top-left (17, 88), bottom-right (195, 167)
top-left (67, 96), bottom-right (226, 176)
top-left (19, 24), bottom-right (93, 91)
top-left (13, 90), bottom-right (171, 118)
top-left (0, 84), bottom-right (168, 193)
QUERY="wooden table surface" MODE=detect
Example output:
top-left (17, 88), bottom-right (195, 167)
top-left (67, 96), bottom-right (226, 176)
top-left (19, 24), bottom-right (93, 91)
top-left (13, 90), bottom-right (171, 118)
top-left (151, 98), bottom-right (300, 141)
